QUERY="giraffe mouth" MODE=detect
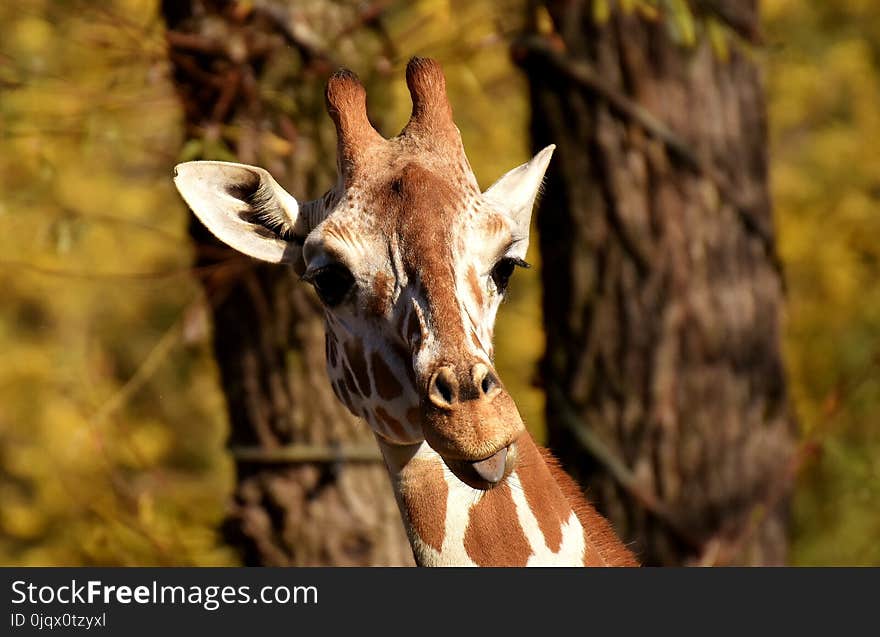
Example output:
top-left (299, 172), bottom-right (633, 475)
top-left (443, 443), bottom-right (515, 490)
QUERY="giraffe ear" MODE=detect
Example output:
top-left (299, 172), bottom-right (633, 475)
top-left (173, 161), bottom-right (302, 264)
top-left (482, 145), bottom-right (555, 255)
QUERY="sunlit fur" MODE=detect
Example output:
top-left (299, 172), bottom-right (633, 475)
top-left (174, 58), bottom-right (638, 567)
top-left (303, 61), bottom-right (636, 566)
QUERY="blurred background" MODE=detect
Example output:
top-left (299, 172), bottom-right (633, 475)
top-left (0, 0), bottom-right (877, 566)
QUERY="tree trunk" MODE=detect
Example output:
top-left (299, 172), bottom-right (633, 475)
top-left (161, 0), bottom-right (412, 566)
top-left (521, 1), bottom-right (796, 565)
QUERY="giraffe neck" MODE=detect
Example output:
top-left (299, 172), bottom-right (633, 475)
top-left (376, 432), bottom-right (637, 567)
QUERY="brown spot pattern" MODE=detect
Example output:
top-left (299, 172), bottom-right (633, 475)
top-left (464, 482), bottom-right (531, 566)
top-left (334, 379), bottom-right (353, 412)
top-left (406, 408), bottom-right (421, 427)
top-left (401, 458), bottom-right (447, 553)
top-left (515, 435), bottom-right (571, 553)
top-left (391, 343), bottom-right (418, 390)
top-left (467, 265), bottom-right (483, 307)
top-left (310, 61), bottom-right (637, 567)
top-left (371, 351), bottom-right (403, 400)
top-left (342, 362), bottom-right (361, 398)
top-left (320, 220), bottom-right (350, 247)
top-left (536, 444), bottom-right (639, 567)
top-left (368, 271), bottom-right (392, 316)
top-left (344, 341), bottom-right (372, 397)
top-left (375, 406), bottom-right (406, 440)
top-left (483, 213), bottom-right (508, 239)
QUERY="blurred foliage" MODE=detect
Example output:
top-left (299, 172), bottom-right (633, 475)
top-left (0, 0), bottom-right (536, 565)
top-left (0, 0), bottom-right (234, 564)
top-left (0, 0), bottom-right (876, 565)
top-left (764, 0), bottom-right (880, 565)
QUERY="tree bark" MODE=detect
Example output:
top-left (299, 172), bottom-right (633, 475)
top-left (522, 1), bottom-right (796, 565)
top-left (161, 0), bottom-right (412, 566)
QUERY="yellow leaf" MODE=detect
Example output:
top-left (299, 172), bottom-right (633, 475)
top-left (707, 18), bottom-right (729, 61)
top-left (593, 0), bottom-right (611, 23)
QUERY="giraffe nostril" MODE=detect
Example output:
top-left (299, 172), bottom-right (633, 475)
top-left (436, 377), bottom-right (454, 404)
top-left (428, 367), bottom-right (458, 409)
top-left (480, 372), bottom-right (495, 395)
top-left (471, 362), bottom-right (499, 398)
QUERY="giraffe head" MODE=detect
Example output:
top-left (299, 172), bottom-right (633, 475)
top-left (173, 58), bottom-right (553, 490)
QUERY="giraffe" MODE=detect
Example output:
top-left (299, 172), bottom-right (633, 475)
top-left (172, 57), bottom-right (637, 567)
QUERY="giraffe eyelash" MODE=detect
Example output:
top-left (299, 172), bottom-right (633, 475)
top-left (483, 256), bottom-right (530, 279)
top-left (505, 257), bottom-right (531, 270)
top-left (489, 256), bottom-right (529, 297)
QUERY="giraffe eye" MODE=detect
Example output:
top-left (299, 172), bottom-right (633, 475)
top-left (490, 257), bottom-right (529, 295)
top-left (305, 264), bottom-right (355, 307)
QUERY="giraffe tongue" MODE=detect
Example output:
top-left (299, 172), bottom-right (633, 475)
top-left (470, 447), bottom-right (508, 484)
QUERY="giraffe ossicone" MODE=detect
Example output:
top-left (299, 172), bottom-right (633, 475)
top-left (173, 57), bottom-right (637, 567)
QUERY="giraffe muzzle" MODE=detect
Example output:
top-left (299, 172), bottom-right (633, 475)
top-left (422, 362), bottom-right (524, 487)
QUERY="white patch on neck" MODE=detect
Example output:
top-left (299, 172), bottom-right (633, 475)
top-left (507, 471), bottom-right (586, 566)
top-left (384, 440), bottom-right (590, 567)
top-left (402, 444), bottom-right (478, 567)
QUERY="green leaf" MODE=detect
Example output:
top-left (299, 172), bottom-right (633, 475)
top-left (707, 17), bottom-right (729, 61)
top-left (593, 0), bottom-right (611, 23)
top-left (177, 139), bottom-right (203, 163)
top-left (664, 0), bottom-right (696, 47)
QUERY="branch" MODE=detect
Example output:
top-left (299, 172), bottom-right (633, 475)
top-left (515, 35), bottom-right (780, 266)
top-left (251, 4), bottom-right (334, 69)
top-left (230, 444), bottom-right (383, 464)
top-left (164, 30), bottom-right (227, 56)
top-left (547, 385), bottom-right (705, 552)
top-left (707, 349), bottom-right (880, 565)
top-left (91, 310), bottom-right (186, 424)
top-left (0, 258), bottom-right (246, 282)
top-left (692, 0), bottom-right (763, 44)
